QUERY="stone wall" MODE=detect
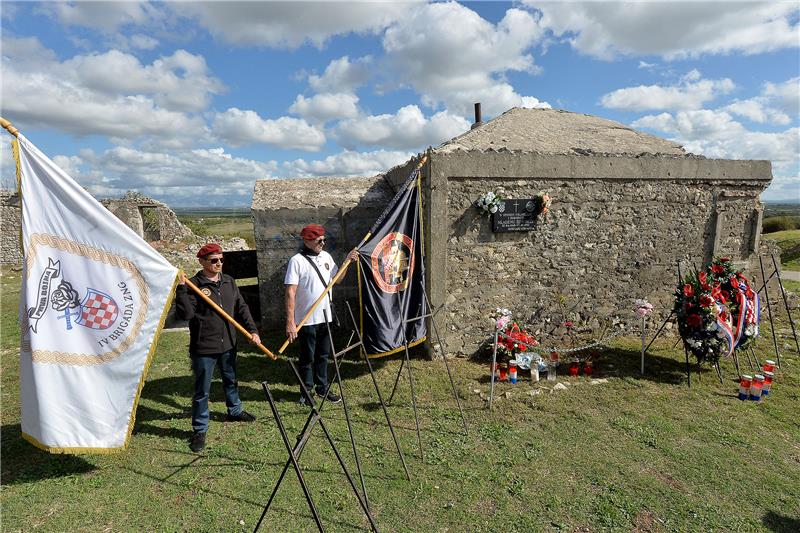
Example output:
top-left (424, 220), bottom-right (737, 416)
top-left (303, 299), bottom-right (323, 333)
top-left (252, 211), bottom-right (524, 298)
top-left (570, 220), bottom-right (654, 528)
top-left (101, 191), bottom-right (192, 242)
top-left (252, 176), bottom-right (395, 328)
top-left (426, 151), bottom-right (772, 357)
top-left (1, 189), bottom-right (22, 265)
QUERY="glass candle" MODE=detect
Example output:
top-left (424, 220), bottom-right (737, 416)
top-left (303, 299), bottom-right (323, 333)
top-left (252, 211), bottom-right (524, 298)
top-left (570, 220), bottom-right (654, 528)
top-left (763, 360), bottom-right (775, 373)
top-left (738, 375), bottom-right (752, 401)
top-left (499, 364), bottom-right (508, 382)
top-left (583, 359), bottom-right (593, 376)
top-left (749, 374), bottom-right (764, 401)
top-left (568, 358), bottom-right (580, 376)
top-left (762, 371), bottom-right (773, 395)
top-left (509, 361), bottom-right (518, 384)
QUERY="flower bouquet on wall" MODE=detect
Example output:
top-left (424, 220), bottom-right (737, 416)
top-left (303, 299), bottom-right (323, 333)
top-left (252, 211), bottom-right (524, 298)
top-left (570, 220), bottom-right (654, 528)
top-left (674, 257), bottom-right (760, 364)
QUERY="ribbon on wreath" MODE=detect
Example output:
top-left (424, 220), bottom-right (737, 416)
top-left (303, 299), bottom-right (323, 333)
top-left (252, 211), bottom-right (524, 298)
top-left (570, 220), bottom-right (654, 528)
top-left (714, 301), bottom-right (736, 358)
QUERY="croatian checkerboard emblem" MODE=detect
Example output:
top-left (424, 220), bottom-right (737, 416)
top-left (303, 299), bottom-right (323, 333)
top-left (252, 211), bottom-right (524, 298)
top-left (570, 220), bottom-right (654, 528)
top-left (22, 234), bottom-right (148, 365)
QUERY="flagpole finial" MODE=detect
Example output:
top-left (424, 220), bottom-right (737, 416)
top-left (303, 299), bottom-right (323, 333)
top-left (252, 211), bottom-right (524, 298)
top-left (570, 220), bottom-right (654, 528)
top-left (0, 117), bottom-right (19, 137)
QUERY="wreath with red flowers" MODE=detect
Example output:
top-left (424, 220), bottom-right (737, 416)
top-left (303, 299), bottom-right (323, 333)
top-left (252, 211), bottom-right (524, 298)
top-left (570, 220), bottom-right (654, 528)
top-left (496, 322), bottom-right (539, 362)
top-left (674, 257), bottom-right (760, 363)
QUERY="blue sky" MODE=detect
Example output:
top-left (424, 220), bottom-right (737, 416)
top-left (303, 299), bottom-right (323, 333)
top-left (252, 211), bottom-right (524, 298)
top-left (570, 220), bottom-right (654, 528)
top-left (1, 1), bottom-right (798, 206)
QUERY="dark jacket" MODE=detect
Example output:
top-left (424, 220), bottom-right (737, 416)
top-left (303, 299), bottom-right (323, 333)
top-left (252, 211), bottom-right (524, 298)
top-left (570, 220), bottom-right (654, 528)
top-left (175, 271), bottom-right (258, 355)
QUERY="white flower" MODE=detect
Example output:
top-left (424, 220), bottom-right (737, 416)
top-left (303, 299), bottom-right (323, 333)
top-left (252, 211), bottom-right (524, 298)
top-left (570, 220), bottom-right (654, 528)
top-left (489, 205), bottom-right (498, 213)
top-left (486, 192), bottom-right (495, 201)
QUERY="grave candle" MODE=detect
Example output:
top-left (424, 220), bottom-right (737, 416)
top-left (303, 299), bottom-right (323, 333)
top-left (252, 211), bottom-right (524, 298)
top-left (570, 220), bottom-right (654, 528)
top-left (762, 371), bottom-right (773, 395)
top-left (749, 374), bottom-right (764, 401)
top-left (738, 375), bottom-right (752, 401)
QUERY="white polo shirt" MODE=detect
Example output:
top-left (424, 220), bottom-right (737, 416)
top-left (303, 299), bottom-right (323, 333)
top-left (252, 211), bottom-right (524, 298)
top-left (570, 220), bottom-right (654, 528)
top-left (284, 250), bottom-right (339, 326)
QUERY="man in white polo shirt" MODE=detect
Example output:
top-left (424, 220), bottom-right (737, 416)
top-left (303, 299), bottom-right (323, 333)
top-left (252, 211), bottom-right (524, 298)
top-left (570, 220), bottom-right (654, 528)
top-left (285, 224), bottom-right (357, 405)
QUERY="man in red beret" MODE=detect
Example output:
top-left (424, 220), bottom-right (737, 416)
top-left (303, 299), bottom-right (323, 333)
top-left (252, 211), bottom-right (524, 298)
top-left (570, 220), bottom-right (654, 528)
top-left (175, 243), bottom-right (261, 453)
top-left (285, 224), bottom-right (358, 406)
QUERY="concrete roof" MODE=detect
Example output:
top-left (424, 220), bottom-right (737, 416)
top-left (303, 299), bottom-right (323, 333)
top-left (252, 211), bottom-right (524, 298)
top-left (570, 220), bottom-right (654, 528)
top-left (252, 175), bottom-right (391, 210)
top-left (436, 107), bottom-right (689, 157)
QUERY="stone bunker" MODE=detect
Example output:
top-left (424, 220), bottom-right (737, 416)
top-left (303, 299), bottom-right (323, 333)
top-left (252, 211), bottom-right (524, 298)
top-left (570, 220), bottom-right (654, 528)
top-left (252, 107), bottom-right (773, 357)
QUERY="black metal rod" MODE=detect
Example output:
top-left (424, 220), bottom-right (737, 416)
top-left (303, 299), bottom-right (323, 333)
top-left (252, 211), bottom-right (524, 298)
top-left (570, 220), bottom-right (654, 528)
top-left (772, 253), bottom-right (799, 358)
top-left (286, 359), bottom-right (380, 532)
top-left (684, 348), bottom-right (691, 388)
top-left (733, 350), bottom-right (742, 377)
top-left (255, 382), bottom-right (324, 533)
top-left (749, 346), bottom-right (761, 369)
top-left (422, 286), bottom-right (468, 434)
top-left (402, 340), bottom-right (424, 461)
top-left (387, 357), bottom-right (405, 405)
top-left (715, 361), bottom-right (723, 384)
top-left (759, 255), bottom-right (782, 369)
top-left (257, 351), bottom-right (347, 527)
top-left (324, 311), bottom-right (370, 512)
top-left (643, 310), bottom-right (675, 355)
top-left (756, 271), bottom-right (777, 295)
top-left (346, 301), bottom-right (411, 480)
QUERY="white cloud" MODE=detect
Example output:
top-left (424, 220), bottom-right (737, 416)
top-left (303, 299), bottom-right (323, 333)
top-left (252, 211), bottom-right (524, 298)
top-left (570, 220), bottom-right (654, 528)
top-left (308, 55), bottom-right (373, 94)
top-left (286, 149), bottom-right (413, 178)
top-left (212, 108), bottom-right (326, 151)
top-left (1, 37), bottom-right (221, 139)
top-left (289, 93), bottom-right (360, 123)
top-left (39, 1), bottom-right (157, 32)
top-left (58, 146), bottom-right (277, 206)
top-left (334, 105), bottom-right (470, 150)
top-left (724, 98), bottom-right (790, 126)
top-left (175, 2), bottom-right (411, 48)
top-left (764, 77), bottom-right (800, 116)
top-left (382, 2), bottom-right (549, 116)
top-left (530, 2), bottom-right (799, 60)
top-left (633, 109), bottom-right (799, 201)
top-left (600, 70), bottom-right (734, 112)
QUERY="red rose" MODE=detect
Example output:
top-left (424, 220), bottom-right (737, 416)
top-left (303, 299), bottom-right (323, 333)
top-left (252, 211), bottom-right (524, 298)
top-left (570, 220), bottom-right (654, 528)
top-left (712, 264), bottom-right (725, 275)
top-left (730, 276), bottom-right (739, 287)
top-left (565, 321), bottom-right (573, 328)
top-left (687, 314), bottom-right (703, 328)
top-left (683, 284), bottom-right (694, 297)
top-left (701, 283), bottom-right (711, 291)
top-left (699, 295), bottom-right (714, 308)
top-left (698, 272), bottom-right (707, 284)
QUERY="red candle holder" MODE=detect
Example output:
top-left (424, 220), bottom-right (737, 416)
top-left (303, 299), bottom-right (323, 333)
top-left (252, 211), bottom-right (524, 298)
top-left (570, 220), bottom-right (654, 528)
top-left (568, 359), bottom-right (580, 376)
top-left (583, 359), bottom-right (593, 376)
top-left (499, 364), bottom-right (508, 381)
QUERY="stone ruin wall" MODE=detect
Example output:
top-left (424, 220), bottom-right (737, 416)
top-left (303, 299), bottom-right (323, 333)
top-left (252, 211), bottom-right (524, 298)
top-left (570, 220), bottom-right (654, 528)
top-left (101, 192), bottom-right (192, 243)
top-left (429, 152), bottom-right (773, 357)
top-left (252, 176), bottom-right (395, 329)
top-left (1, 189), bottom-right (22, 265)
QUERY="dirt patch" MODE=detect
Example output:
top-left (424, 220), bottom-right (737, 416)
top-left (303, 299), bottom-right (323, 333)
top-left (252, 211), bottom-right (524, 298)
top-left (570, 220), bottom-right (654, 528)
top-left (632, 509), bottom-right (664, 533)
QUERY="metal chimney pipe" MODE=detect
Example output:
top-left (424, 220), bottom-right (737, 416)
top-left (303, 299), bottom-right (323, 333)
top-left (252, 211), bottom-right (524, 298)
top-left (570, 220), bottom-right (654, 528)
top-left (471, 102), bottom-right (482, 129)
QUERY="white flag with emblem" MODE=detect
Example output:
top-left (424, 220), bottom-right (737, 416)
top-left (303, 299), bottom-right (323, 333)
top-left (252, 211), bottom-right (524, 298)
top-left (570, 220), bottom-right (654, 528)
top-left (14, 133), bottom-right (178, 453)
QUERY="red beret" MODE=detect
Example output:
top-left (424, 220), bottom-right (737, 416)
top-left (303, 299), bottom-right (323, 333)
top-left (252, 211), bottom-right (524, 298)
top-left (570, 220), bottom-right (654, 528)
top-left (197, 243), bottom-right (222, 258)
top-left (300, 224), bottom-right (325, 240)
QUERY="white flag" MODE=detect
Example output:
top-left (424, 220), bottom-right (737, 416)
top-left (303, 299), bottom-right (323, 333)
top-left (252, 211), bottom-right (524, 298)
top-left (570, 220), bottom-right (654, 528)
top-left (14, 134), bottom-right (178, 453)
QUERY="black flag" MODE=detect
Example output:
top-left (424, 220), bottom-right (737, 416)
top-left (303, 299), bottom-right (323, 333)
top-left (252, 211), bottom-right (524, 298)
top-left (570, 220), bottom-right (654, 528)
top-left (356, 168), bottom-right (426, 357)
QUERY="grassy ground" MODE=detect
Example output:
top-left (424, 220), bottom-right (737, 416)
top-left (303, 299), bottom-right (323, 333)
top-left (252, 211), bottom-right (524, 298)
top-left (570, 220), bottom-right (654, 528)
top-left (178, 215), bottom-right (255, 248)
top-left (2, 267), bottom-right (799, 532)
top-left (762, 229), bottom-right (800, 272)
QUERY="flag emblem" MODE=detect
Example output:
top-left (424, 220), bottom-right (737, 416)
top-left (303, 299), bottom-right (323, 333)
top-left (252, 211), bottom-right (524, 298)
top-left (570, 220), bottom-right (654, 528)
top-left (370, 232), bottom-right (414, 293)
top-left (76, 289), bottom-right (119, 330)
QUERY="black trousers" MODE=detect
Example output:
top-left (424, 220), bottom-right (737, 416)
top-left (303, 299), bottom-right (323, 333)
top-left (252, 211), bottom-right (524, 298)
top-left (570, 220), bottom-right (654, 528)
top-left (298, 322), bottom-right (332, 395)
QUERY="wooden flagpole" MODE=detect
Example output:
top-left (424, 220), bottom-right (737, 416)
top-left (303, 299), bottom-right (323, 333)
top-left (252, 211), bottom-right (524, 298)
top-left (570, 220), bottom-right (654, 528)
top-left (278, 154), bottom-right (428, 354)
top-left (182, 275), bottom-right (277, 360)
top-left (1, 117), bottom-right (20, 137)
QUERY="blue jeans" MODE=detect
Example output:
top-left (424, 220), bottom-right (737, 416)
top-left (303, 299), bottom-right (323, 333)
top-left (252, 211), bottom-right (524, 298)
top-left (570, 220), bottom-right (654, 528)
top-left (298, 323), bottom-right (331, 396)
top-left (191, 349), bottom-right (242, 433)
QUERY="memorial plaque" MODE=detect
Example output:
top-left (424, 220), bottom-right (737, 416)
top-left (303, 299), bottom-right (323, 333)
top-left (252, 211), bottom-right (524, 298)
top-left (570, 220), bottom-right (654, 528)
top-left (491, 199), bottom-right (538, 232)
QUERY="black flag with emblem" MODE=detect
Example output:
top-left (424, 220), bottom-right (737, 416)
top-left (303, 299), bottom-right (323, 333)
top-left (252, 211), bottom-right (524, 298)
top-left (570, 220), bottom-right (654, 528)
top-left (356, 167), bottom-right (427, 357)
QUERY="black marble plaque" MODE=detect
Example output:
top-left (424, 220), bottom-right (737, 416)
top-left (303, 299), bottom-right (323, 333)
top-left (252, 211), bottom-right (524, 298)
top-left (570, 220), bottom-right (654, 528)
top-left (491, 199), bottom-right (538, 232)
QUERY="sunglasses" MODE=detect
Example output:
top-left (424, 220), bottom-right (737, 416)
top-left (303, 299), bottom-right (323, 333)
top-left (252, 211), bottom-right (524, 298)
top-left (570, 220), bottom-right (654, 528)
top-left (312, 238), bottom-right (325, 244)
top-left (206, 257), bottom-right (224, 264)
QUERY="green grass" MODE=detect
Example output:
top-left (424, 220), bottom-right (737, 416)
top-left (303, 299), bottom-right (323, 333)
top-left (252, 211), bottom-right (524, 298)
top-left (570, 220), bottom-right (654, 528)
top-left (763, 229), bottom-right (800, 271)
top-left (178, 215), bottom-right (255, 248)
top-left (2, 266), bottom-right (800, 532)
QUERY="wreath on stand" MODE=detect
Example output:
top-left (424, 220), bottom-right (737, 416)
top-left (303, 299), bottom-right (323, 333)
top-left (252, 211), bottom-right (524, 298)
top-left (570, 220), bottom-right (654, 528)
top-left (674, 257), bottom-right (760, 364)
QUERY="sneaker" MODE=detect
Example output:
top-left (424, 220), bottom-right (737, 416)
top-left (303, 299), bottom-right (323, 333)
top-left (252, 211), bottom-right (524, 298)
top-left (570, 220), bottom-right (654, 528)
top-left (299, 392), bottom-right (316, 407)
top-left (227, 410), bottom-right (256, 422)
top-left (323, 391), bottom-right (342, 404)
top-left (189, 431), bottom-right (206, 453)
